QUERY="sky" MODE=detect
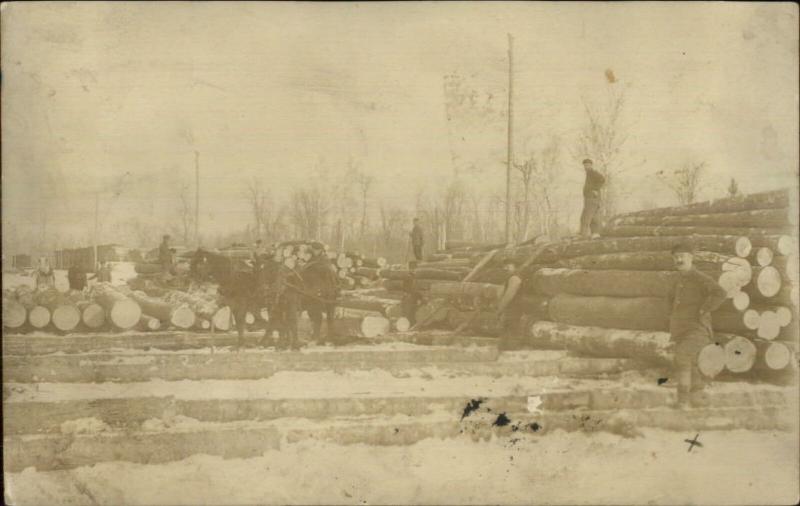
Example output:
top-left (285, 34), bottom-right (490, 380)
top-left (2, 2), bottom-right (798, 253)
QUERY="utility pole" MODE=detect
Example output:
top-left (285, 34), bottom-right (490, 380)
top-left (93, 192), bottom-right (99, 270)
top-left (505, 33), bottom-right (514, 245)
top-left (194, 150), bottom-right (200, 245)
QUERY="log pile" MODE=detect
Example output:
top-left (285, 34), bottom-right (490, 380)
top-left (516, 188), bottom-right (798, 383)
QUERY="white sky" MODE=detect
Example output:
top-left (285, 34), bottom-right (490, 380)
top-left (2, 2), bottom-right (798, 250)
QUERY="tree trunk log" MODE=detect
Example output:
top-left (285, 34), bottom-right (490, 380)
top-left (555, 250), bottom-right (750, 273)
top-left (744, 283), bottom-right (798, 308)
top-left (528, 321), bottom-right (673, 365)
top-left (751, 247), bottom-right (774, 267)
top-left (537, 235), bottom-right (752, 264)
top-left (602, 225), bottom-right (791, 239)
top-left (610, 189), bottom-right (789, 219)
top-left (429, 282), bottom-right (504, 302)
top-left (354, 267), bottom-right (380, 280)
top-left (78, 302), bottom-right (106, 329)
top-left (93, 284), bottom-right (142, 330)
top-left (209, 306), bottom-right (231, 332)
top-left (547, 294), bottom-right (669, 331)
top-left (3, 298), bottom-right (27, 329)
top-left (381, 279), bottom-right (435, 292)
top-left (50, 304), bottom-right (81, 332)
top-left (755, 266), bottom-right (782, 297)
top-left (612, 208), bottom-right (790, 228)
top-left (529, 268), bottom-right (676, 298)
top-left (757, 340), bottom-right (793, 370)
top-left (756, 310), bottom-right (781, 340)
top-left (724, 335), bottom-right (757, 373)
top-left (28, 306), bottom-right (51, 329)
top-left (138, 314), bottom-right (162, 331)
top-left (392, 317), bottom-right (411, 332)
top-left (698, 343), bottom-right (727, 379)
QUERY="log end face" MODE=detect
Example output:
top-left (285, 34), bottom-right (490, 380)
top-left (110, 300), bottom-right (142, 330)
top-left (52, 305), bottom-right (81, 332)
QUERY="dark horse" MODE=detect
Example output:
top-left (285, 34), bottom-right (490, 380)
top-left (190, 248), bottom-right (341, 348)
top-left (190, 249), bottom-right (271, 347)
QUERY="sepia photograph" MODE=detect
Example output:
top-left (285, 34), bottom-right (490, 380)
top-left (2, 2), bottom-right (799, 504)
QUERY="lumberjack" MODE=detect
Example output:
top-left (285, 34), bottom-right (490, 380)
top-left (495, 259), bottom-right (524, 336)
top-left (410, 218), bottom-right (424, 261)
top-left (579, 158), bottom-right (605, 238)
top-left (666, 242), bottom-right (727, 407)
top-left (401, 261), bottom-right (423, 326)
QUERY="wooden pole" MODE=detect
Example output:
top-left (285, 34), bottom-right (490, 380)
top-left (194, 150), bottom-right (200, 245)
top-left (505, 33), bottom-right (514, 245)
top-left (93, 192), bottom-right (99, 271)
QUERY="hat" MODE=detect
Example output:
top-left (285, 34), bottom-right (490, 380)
top-left (582, 158), bottom-right (593, 165)
top-left (671, 242), bottom-right (694, 255)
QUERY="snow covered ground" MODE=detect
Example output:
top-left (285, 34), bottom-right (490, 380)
top-left (4, 429), bottom-right (798, 505)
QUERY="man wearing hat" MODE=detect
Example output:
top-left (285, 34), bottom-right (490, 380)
top-left (579, 158), bottom-right (606, 238)
top-left (667, 242), bottom-right (727, 407)
top-left (303, 242), bottom-right (341, 343)
top-left (158, 234), bottom-right (173, 273)
top-left (495, 259), bottom-right (525, 337)
top-left (410, 218), bottom-right (424, 261)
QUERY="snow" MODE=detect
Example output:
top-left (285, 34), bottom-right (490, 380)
top-left (4, 369), bottom-right (636, 403)
top-left (4, 429), bottom-right (798, 505)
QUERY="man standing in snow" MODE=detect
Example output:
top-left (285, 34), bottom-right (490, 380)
top-left (579, 158), bottom-right (606, 238)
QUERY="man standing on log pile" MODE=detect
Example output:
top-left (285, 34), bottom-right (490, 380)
top-left (495, 259), bottom-right (524, 338)
top-left (667, 243), bottom-right (727, 408)
top-left (579, 158), bottom-right (605, 238)
top-left (158, 235), bottom-right (173, 273)
top-left (410, 218), bottom-right (424, 261)
top-left (402, 261), bottom-right (423, 327)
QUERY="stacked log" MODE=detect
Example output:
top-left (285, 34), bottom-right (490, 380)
top-left (92, 283), bottom-right (142, 330)
top-left (2, 297), bottom-right (27, 330)
top-left (77, 302), bottom-right (106, 329)
top-left (129, 291), bottom-right (196, 329)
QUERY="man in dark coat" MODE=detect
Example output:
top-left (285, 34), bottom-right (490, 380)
top-left (302, 242), bottom-right (341, 343)
top-left (410, 218), bottom-right (424, 261)
top-left (495, 260), bottom-right (524, 337)
top-left (158, 235), bottom-right (173, 273)
top-left (666, 242), bottom-right (727, 408)
top-left (579, 159), bottom-right (606, 237)
top-left (401, 261), bottom-right (422, 326)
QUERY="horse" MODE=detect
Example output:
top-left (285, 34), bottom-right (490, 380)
top-left (190, 249), bottom-right (270, 347)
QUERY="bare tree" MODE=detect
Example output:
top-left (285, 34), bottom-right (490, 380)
top-left (353, 167), bottom-right (373, 239)
top-left (656, 161), bottom-right (708, 205)
top-left (574, 83), bottom-right (639, 218)
top-left (290, 179), bottom-right (331, 240)
top-left (245, 177), bottom-right (268, 240)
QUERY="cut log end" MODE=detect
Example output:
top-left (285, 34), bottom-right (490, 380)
top-left (110, 299), bottom-right (142, 330)
top-left (259, 308), bottom-right (270, 321)
top-left (756, 311), bottom-right (781, 340)
top-left (764, 341), bottom-right (792, 370)
top-left (775, 306), bottom-right (792, 327)
top-left (212, 306), bottom-right (232, 331)
top-left (28, 306), bottom-right (51, 329)
top-left (170, 306), bottom-right (196, 330)
top-left (393, 317), bottom-right (411, 333)
top-left (723, 336), bottom-right (757, 373)
top-left (698, 343), bottom-right (726, 378)
top-left (81, 303), bottom-right (106, 329)
top-left (776, 235), bottom-right (795, 256)
top-left (735, 237), bottom-right (753, 258)
top-left (52, 305), bottom-right (81, 332)
top-left (755, 247), bottom-right (774, 267)
top-left (742, 309), bottom-right (761, 330)
top-left (756, 266), bottom-right (782, 298)
top-left (732, 291), bottom-right (750, 311)
top-left (361, 315), bottom-right (390, 338)
top-left (2, 300), bottom-right (27, 329)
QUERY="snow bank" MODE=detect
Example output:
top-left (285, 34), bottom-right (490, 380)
top-left (4, 429), bottom-right (798, 505)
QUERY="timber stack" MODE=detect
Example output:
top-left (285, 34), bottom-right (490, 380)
top-left (521, 188), bottom-right (798, 383)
